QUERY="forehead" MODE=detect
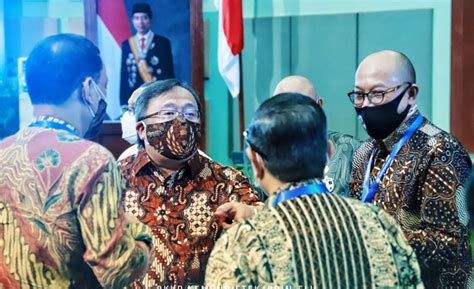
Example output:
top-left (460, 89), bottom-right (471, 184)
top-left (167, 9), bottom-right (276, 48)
top-left (354, 57), bottom-right (403, 89)
top-left (146, 86), bottom-right (197, 112)
top-left (133, 12), bottom-right (149, 18)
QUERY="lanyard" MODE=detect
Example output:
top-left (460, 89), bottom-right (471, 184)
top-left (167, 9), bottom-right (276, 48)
top-left (362, 114), bottom-right (424, 203)
top-left (273, 183), bottom-right (329, 207)
top-left (29, 116), bottom-right (78, 136)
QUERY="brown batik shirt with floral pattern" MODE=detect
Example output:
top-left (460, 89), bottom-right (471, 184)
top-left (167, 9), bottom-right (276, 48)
top-left (119, 149), bottom-right (259, 287)
top-left (349, 110), bottom-right (472, 288)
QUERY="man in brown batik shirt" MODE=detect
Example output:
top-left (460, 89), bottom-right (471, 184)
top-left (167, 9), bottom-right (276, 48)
top-left (348, 50), bottom-right (472, 288)
top-left (118, 79), bottom-right (259, 287)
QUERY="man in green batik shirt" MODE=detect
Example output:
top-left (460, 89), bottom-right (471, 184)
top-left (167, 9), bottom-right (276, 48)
top-left (206, 93), bottom-right (422, 288)
top-left (214, 76), bottom-right (362, 227)
top-left (274, 75), bottom-right (362, 196)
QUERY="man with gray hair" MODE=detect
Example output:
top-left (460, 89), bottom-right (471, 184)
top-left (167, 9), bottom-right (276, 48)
top-left (118, 79), bottom-right (260, 287)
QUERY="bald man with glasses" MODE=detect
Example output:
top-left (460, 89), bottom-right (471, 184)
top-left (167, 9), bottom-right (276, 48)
top-left (348, 50), bottom-right (472, 288)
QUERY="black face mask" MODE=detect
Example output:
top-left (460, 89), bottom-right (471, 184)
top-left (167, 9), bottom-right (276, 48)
top-left (355, 87), bottom-right (411, 140)
top-left (84, 98), bottom-right (107, 139)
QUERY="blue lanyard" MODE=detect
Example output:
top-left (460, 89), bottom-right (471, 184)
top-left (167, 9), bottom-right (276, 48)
top-left (29, 116), bottom-right (78, 136)
top-left (273, 183), bottom-right (329, 207)
top-left (362, 114), bottom-right (424, 203)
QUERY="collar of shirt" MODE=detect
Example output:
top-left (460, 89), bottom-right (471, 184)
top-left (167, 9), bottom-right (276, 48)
top-left (266, 177), bottom-right (326, 208)
top-left (130, 148), bottom-right (202, 183)
top-left (380, 109), bottom-right (424, 151)
top-left (136, 30), bottom-right (152, 42)
top-left (30, 115), bottom-right (78, 135)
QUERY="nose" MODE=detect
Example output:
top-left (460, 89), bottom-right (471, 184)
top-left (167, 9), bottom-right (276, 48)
top-left (361, 94), bottom-right (373, 108)
top-left (177, 113), bottom-right (187, 124)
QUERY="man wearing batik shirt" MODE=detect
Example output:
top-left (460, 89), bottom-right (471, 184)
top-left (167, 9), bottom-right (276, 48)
top-left (118, 79), bottom-right (259, 287)
top-left (0, 34), bottom-right (152, 288)
top-left (273, 75), bottom-right (362, 196)
top-left (206, 93), bottom-right (422, 288)
top-left (215, 76), bottom-right (363, 226)
top-left (348, 50), bottom-right (472, 288)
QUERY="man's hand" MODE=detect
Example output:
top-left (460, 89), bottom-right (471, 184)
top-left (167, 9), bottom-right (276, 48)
top-left (214, 202), bottom-right (263, 230)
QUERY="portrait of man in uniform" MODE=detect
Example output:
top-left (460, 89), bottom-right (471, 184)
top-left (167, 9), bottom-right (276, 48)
top-left (83, 0), bottom-right (201, 157)
top-left (120, 2), bottom-right (175, 106)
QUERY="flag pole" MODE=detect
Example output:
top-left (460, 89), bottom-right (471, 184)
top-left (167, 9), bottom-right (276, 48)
top-left (238, 53), bottom-right (245, 150)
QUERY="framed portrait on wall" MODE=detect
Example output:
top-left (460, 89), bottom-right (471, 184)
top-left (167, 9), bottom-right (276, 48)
top-left (83, 0), bottom-right (204, 157)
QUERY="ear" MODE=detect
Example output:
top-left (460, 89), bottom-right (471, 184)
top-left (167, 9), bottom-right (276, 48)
top-left (82, 77), bottom-right (94, 105)
top-left (327, 140), bottom-right (334, 161)
top-left (317, 98), bottom-right (324, 107)
top-left (246, 147), bottom-right (265, 181)
top-left (407, 84), bottom-right (419, 105)
top-left (137, 121), bottom-right (147, 142)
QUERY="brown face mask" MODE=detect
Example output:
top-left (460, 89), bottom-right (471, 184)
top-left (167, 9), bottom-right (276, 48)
top-left (145, 117), bottom-right (200, 160)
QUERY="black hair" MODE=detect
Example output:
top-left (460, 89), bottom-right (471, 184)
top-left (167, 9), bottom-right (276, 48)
top-left (132, 3), bottom-right (153, 19)
top-left (246, 93), bottom-right (327, 182)
top-left (134, 79), bottom-right (202, 147)
top-left (26, 34), bottom-right (102, 105)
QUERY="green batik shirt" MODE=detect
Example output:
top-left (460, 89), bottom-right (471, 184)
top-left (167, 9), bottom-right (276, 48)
top-left (324, 131), bottom-right (362, 196)
top-left (206, 179), bottom-right (423, 288)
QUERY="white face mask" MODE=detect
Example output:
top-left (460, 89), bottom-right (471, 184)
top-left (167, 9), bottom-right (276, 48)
top-left (120, 110), bottom-right (137, 144)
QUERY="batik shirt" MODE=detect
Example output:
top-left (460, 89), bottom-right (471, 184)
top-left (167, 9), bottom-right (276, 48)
top-left (349, 110), bottom-right (472, 288)
top-left (206, 179), bottom-right (423, 288)
top-left (119, 149), bottom-right (259, 287)
top-left (0, 120), bottom-right (152, 289)
top-left (325, 131), bottom-right (362, 196)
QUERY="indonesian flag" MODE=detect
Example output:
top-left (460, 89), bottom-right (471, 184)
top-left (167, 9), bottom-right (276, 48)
top-left (97, 0), bottom-right (131, 119)
top-left (215, 0), bottom-right (244, 98)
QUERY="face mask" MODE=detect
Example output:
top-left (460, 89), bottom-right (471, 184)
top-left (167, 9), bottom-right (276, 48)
top-left (84, 80), bottom-right (108, 139)
top-left (145, 117), bottom-right (200, 160)
top-left (120, 111), bottom-right (137, 144)
top-left (355, 86), bottom-right (411, 140)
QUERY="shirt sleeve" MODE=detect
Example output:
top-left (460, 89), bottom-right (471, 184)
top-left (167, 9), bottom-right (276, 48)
top-left (77, 160), bottom-right (153, 288)
top-left (373, 207), bottom-right (424, 288)
top-left (404, 138), bottom-right (471, 272)
top-left (227, 168), bottom-right (262, 204)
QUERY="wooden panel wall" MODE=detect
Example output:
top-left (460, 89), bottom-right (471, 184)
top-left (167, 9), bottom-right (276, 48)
top-left (451, 0), bottom-right (474, 152)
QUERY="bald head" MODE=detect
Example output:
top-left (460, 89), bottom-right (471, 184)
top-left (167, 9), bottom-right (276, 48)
top-left (273, 76), bottom-right (320, 103)
top-left (355, 50), bottom-right (416, 88)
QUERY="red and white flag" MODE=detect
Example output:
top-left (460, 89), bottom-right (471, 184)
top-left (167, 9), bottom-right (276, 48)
top-left (97, 0), bottom-right (131, 119)
top-left (215, 0), bottom-right (244, 97)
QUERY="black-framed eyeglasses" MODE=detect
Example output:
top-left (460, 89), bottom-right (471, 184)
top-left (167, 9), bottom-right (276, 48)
top-left (243, 129), bottom-right (268, 160)
top-left (138, 109), bottom-right (200, 123)
top-left (347, 82), bottom-right (412, 107)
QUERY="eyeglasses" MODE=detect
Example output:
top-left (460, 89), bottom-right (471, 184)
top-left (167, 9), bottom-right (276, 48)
top-left (243, 129), bottom-right (268, 160)
top-left (347, 82), bottom-right (412, 107)
top-left (138, 109), bottom-right (200, 123)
